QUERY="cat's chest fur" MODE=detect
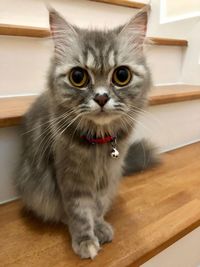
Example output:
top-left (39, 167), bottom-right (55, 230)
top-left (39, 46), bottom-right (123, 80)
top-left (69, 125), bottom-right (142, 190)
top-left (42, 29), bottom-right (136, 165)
top-left (56, 136), bottom-right (129, 192)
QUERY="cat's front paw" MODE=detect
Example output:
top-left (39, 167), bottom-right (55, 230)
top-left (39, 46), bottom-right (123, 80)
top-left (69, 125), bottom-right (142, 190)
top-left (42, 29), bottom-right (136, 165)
top-left (72, 236), bottom-right (100, 259)
top-left (94, 220), bottom-right (114, 245)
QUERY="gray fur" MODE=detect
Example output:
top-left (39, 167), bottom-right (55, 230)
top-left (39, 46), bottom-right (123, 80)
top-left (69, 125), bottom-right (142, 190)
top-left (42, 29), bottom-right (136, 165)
top-left (123, 139), bottom-right (160, 176)
top-left (16, 8), bottom-right (154, 259)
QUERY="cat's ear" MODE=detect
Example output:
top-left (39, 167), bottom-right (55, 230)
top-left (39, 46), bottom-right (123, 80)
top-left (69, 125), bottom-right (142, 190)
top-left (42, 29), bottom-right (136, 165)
top-left (48, 8), bottom-right (77, 62)
top-left (119, 7), bottom-right (149, 48)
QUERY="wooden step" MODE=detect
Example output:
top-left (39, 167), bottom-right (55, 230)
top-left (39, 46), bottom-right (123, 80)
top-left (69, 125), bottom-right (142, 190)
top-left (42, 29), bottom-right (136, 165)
top-left (150, 85), bottom-right (200, 105)
top-left (1, 142), bottom-right (200, 266)
top-left (149, 37), bottom-right (188, 47)
top-left (0, 23), bottom-right (50, 38)
top-left (0, 85), bottom-right (199, 128)
top-left (0, 23), bottom-right (188, 46)
top-left (90, 0), bottom-right (147, 9)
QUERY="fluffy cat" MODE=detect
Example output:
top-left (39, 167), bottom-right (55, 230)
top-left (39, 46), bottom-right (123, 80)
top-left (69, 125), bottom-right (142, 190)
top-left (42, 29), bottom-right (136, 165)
top-left (16, 8), bottom-right (155, 259)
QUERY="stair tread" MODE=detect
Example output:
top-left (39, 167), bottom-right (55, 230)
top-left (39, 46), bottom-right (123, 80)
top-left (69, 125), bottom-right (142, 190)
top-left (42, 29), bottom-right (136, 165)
top-left (0, 85), bottom-right (200, 128)
top-left (90, 0), bottom-right (148, 9)
top-left (1, 142), bottom-right (200, 266)
top-left (150, 85), bottom-right (200, 105)
top-left (0, 23), bottom-right (188, 46)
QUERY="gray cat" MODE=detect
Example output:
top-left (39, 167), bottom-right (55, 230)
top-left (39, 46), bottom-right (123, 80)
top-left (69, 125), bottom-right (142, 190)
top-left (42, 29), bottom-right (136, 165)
top-left (16, 8), bottom-right (157, 259)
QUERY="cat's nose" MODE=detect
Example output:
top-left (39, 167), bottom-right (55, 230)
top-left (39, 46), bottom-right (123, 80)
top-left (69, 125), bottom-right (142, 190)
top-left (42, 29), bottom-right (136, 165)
top-left (94, 93), bottom-right (109, 107)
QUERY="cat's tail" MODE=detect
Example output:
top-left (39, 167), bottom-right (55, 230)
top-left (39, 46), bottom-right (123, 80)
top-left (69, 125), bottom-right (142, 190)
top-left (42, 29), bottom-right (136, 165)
top-left (123, 139), bottom-right (160, 176)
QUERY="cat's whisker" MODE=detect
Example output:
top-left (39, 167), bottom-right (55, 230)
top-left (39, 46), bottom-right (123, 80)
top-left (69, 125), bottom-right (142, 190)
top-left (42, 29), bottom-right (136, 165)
top-left (128, 107), bottom-right (163, 138)
top-left (31, 109), bottom-right (78, 165)
top-left (128, 104), bottom-right (164, 129)
top-left (121, 115), bottom-right (147, 169)
top-left (122, 111), bottom-right (152, 136)
top-left (69, 117), bottom-right (84, 146)
top-left (40, 113), bottom-right (83, 162)
top-left (36, 109), bottom-right (80, 152)
top-left (31, 116), bottom-right (74, 161)
top-left (22, 107), bottom-right (76, 136)
top-left (59, 113), bottom-right (83, 137)
top-left (119, 117), bottom-right (130, 134)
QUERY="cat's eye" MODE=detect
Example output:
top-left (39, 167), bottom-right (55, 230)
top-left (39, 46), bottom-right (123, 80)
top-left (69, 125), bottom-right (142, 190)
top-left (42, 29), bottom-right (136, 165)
top-left (112, 66), bottom-right (132, 87)
top-left (69, 67), bottom-right (89, 88)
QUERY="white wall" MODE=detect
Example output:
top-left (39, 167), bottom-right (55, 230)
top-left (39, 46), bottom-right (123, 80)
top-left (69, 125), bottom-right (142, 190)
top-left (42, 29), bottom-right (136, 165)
top-left (145, 45), bottom-right (183, 85)
top-left (0, 0), bottom-right (138, 29)
top-left (160, 0), bottom-right (200, 21)
top-left (181, 20), bottom-right (200, 85)
top-left (148, 0), bottom-right (199, 38)
top-left (0, 36), bottom-right (52, 96)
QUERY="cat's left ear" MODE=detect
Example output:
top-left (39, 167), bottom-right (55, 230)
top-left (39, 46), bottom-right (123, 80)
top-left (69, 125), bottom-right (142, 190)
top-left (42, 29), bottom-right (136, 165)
top-left (119, 7), bottom-right (149, 47)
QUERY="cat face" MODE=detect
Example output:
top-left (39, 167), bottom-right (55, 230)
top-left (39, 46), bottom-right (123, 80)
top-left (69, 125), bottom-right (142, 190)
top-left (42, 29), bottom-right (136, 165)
top-left (48, 8), bottom-right (151, 129)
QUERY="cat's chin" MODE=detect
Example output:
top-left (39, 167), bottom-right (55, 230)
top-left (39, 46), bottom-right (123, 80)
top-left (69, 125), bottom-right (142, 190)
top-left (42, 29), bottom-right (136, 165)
top-left (85, 111), bottom-right (121, 125)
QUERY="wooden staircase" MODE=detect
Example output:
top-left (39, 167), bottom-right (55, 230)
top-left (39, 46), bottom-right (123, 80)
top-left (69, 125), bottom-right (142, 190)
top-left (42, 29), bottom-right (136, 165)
top-left (1, 142), bottom-right (200, 266)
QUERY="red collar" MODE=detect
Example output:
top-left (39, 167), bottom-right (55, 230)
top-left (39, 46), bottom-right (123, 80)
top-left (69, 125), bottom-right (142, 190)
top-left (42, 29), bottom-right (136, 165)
top-left (81, 135), bottom-right (116, 144)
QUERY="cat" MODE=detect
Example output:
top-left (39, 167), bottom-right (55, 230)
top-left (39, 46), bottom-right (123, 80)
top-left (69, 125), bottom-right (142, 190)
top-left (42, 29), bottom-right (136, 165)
top-left (16, 7), bottom-right (157, 259)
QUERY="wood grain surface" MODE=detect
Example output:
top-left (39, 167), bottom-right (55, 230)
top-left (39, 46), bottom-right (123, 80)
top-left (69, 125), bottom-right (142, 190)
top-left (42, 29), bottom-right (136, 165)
top-left (1, 142), bottom-right (200, 266)
top-left (0, 23), bottom-right (50, 38)
top-left (149, 37), bottom-right (188, 47)
top-left (0, 85), bottom-right (200, 128)
top-left (90, 0), bottom-right (147, 8)
top-left (0, 96), bottom-right (35, 127)
top-left (149, 85), bottom-right (200, 105)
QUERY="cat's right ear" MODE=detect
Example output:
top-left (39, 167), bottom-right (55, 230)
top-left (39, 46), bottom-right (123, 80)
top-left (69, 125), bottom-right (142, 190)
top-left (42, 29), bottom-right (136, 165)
top-left (117, 7), bottom-right (149, 52)
top-left (48, 8), bottom-right (77, 62)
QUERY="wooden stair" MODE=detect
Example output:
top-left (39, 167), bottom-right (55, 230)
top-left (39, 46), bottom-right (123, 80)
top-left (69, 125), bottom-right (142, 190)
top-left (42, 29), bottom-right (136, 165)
top-left (90, 0), bottom-right (148, 9)
top-left (0, 85), bottom-right (200, 128)
top-left (1, 142), bottom-right (200, 266)
top-left (0, 23), bottom-right (188, 47)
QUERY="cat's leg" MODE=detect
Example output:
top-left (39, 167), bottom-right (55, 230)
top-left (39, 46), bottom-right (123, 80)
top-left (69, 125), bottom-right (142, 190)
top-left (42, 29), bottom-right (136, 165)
top-left (94, 194), bottom-right (114, 245)
top-left (94, 217), bottom-right (114, 245)
top-left (63, 197), bottom-right (100, 259)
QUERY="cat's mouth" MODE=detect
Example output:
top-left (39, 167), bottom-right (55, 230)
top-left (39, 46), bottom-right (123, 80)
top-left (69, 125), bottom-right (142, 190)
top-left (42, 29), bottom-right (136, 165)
top-left (95, 108), bottom-right (115, 116)
top-left (100, 108), bottom-right (106, 113)
top-left (91, 106), bottom-right (123, 117)
top-left (84, 108), bottom-right (122, 125)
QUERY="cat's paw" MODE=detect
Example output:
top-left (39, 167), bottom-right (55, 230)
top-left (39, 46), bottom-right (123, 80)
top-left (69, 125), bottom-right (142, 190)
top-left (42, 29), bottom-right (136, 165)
top-left (72, 237), bottom-right (100, 259)
top-left (94, 220), bottom-right (114, 245)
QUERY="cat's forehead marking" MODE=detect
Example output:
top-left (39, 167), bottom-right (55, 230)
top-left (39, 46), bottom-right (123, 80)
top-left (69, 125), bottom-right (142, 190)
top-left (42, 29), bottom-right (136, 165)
top-left (108, 50), bottom-right (115, 67)
top-left (86, 51), bottom-right (95, 69)
top-left (83, 34), bottom-right (116, 72)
